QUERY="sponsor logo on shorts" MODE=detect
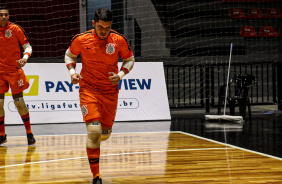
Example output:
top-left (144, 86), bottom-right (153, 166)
top-left (5, 29), bottom-right (12, 38)
top-left (6, 75), bottom-right (39, 96)
top-left (106, 43), bottom-right (115, 55)
top-left (81, 105), bottom-right (88, 116)
top-left (18, 79), bottom-right (24, 87)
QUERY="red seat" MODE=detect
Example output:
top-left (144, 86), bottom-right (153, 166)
top-left (278, 26), bottom-right (282, 37)
top-left (222, 0), bottom-right (278, 2)
top-left (266, 8), bottom-right (282, 19)
top-left (247, 8), bottom-right (265, 19)
top-left (240, 26), bottom-right (261, 37)
top-left (259, 26), bottom-right (279, 37)
top-left (229, 8), bottom-right (247, 19)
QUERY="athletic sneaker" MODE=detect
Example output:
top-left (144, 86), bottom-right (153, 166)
top-left (27, 133), bottom-right (36, 145)
top-left (93, 176), bottom-right (102, 184)
top-left (0, 134), bottom-right (7, 145)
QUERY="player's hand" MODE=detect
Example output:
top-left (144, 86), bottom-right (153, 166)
top-left (16, 58), bottom-right (27, 68)
top-left (108, 72), bottom-right (120, 85)
top-left (71, 73), bottom-right (82, 84)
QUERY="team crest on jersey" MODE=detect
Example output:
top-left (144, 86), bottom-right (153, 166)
top-left (106, 43), bottom-right (115, 55)
top-left (81, 105), bottom-right (88, 116)
top-left (5, 29), bottom-right (12, 38)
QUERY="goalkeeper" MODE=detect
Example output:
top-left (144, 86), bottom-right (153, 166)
top-left (0, 6), bottom-right (36, 145)
top-left (64, 8), bottom-right (135, 184)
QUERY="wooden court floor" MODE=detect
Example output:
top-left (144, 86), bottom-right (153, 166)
top-left (0, 131), bottom-right (282, 184)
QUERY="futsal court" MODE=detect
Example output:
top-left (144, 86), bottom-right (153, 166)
top-left (0, 0), bottom-right (282, 183)
top-left (1, 110), bottom-right (282, 184)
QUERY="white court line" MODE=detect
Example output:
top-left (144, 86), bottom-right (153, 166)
top-left (6, 131), bottom-right (176, 138)
top-left (0, 147), bottom-right (232, 169)
top-left (179, 131), bottom-right (282, 161)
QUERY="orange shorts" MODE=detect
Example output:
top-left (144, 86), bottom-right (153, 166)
top-left (0, 69), bottom-right (30, 95)
top-left (79, 89), bottom-right (118, 127)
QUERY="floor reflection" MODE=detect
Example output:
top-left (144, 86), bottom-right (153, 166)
top-left (170, 113), bottom-right (282, 158)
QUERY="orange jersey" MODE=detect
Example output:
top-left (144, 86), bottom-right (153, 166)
top-left (0, 22), bottom-right (29, 72)
top-left (69, 29), bottom-right (133, 93)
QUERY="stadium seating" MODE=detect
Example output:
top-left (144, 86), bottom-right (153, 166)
top-left (240, 26), bottom-right (261, 37)
top-left (279, 26), bottom-right (282, 36)
top-left (229, 8), bottom-right (247, 19)
top-left (259, 26), bottom-right (279, 37)
top-left (266, 8), bottom-right (282, 19)
top-left (222, 0), bottom-right (280, 2)
top-left (247, 8), bottom-right (265, 19)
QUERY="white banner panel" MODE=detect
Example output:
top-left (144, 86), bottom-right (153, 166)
top-left (4, 62), bottom-right (170, 124)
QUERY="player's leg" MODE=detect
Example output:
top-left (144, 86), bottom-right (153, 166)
top-left (8, 69), bottom-right (35, 145)
top-left (86, 121), bottom-right (111, 184)
top-left (95, 104), bottom-right (115, 184)
top-left (99, 92), bottom-right (118, 142)
top-left (101, 126), bottom-right (112, 142)
top-left (0, 77), bottom-right (9, 145)
top-left (80, 91), bottom-right (104, 183)
top-left (86, 120), bottom-right (103, 184)
top-left (12, 92), bottom-right (35, 145)
top-left (0, 93), bottom-right (6, 145)
top-left (88, 94), bottom-right (116, 184)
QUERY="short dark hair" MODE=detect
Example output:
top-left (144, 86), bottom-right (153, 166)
top-left (0, 6), bottom-right (8, 10)
top-left (94, 8), bottom-right (112, 22)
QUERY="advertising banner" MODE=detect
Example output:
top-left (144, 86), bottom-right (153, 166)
top-left (4, 62), bottom-right (171, 124)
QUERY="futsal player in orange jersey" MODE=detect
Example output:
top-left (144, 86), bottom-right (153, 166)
top-left (0, 6), bottom-right (36, 145)
top-left (64, 8), bottom-right (134, 184)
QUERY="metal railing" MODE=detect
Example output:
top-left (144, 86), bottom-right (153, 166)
top-left (164, 62), bottom-right (278, 112)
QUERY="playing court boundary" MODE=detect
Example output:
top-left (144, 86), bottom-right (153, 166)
top-left (179, 131), bottom-right (282, 161)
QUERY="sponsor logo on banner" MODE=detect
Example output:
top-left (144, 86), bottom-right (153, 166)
top-left (8, 100), bottom-right (80, 112)
top-left (45, 81), bottom-right (79, 92)
top-left (7, 77), bottom-right (151, 112)
top-left (45, 79), bottom-right (151, 92)
top-left (6, 75), bottom-right (39, 96)
top-left (118, 79), bottom-right (151, 90)
top-left (4, 63), bottom-right (170, 124)
top-left (118, 98), bottom-right (139, 109)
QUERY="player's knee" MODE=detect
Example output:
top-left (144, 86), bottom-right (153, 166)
top-left (86, 121), bottom-right (102, 149)
top-left (14, 97), bottom-right (28, 115)
top-left (101, 129), bottom-right (112, 142)
top-left (0, 99), bottom-right (4, 108)
top-left (0, 99), bottom-right (4, 117)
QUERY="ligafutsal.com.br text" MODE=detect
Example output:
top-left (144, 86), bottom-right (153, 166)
top-left (8, 100), bottom-right (81, 112)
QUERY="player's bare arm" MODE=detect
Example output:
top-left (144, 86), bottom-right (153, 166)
top-left (17, 43), bottom-right (32, 67)
top-left (65, 48), bottom-right (82, 84)
top-left (108, 55), bottom-right (135, 85)
top-left (68, 65), bottom-right (82, 84)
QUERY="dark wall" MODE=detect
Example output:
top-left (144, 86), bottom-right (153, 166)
top-left (0, 0), bottom-right (80, 58)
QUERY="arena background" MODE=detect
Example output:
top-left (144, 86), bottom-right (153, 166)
top-left (1, 0), bottom-right (282, 112)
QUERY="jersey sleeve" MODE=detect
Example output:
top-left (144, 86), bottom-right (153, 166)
top-left (69, 34), bottom-right (83, 56)
top-left (118, 36), bottom-right (133, 59)
top-left (15, 25), bottom-right (29, 46)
